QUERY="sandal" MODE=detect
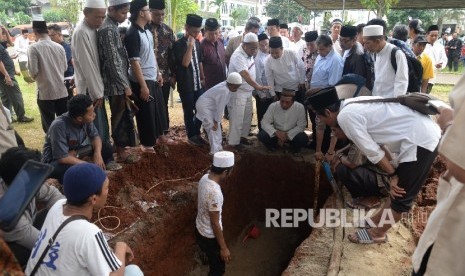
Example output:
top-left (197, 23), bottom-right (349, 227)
top-left (348, 228), bottom-right (388, 244)
top-left (140, 145), bottom-right (156, 153)
top-left (117, 153), bottom-right (140, 164)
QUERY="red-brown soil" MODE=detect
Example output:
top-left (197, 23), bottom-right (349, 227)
top-left (410, 157), bottom-right (447, 243)
top-left (96, 141), bottom-right (331, 276)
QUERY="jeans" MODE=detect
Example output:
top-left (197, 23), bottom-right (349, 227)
top-left (179, 89), bottom-right (203, 138)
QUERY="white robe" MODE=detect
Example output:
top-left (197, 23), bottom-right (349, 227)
top-left (72, 20), bottom-right (104, 101)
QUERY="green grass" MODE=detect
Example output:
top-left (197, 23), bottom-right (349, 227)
top-left (440, 62), bottom-right (464, 75)
top-left (10, 75), bottom-right (456, 151)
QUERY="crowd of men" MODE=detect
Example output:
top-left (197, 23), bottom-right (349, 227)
top-left (0, 0), bottom-right (465, 274)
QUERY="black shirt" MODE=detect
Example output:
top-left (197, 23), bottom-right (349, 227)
top-left (0, 44), bottom-right (15, 80)
top-left (171, 36), bottom-right (203, 93)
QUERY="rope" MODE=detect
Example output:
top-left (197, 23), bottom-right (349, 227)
top-left (94, 206), bottom-right (122, 231)
top-left (145, 165), bottom-right (210, 194)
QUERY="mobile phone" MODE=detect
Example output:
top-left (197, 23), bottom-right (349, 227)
top-left (428, 100), bottom-right (450, 111)
top-left (0, 160), bottom-right (53, 231)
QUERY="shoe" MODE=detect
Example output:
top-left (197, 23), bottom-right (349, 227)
top-left (188, 136), bottom-right (203, 146)
top-left (234, 144), bottom-right (246, 151)
top-left (17, 116), bottom-right (34, 123)
top-left (106, 161), bottom-right (122, 171)
top-left (197, 135), bottom-right (208, 145)
top-left (240, 137), bottom-right (253, 145)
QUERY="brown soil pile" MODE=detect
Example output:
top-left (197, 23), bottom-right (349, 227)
top-left (410, 157), bottom-right (447, 243)
top-left (100, 143), bottom-right (212, 275)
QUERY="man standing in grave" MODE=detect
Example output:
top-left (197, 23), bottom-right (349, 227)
top-left (196, 151), bottom-right (235, 276)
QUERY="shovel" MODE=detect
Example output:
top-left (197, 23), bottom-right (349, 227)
top-left (322, 161), bottom-right (341, 196)
top-left (242, 224), bottom-right (260, 243)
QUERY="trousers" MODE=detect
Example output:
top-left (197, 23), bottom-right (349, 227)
top-left (227, 96), bottom-right (252, 145)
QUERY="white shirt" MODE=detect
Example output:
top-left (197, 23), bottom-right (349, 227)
top-left (228, 45), bottom-right (255, 97)
top-left (26, 199), bottom-right (122, 275)
top-left (72, 20), bottom-right (104, 101)
top-left (14, 36), bottom-right (29, 62)
top-left (333, 39), bottom-right (343, 56)
top-left (195, 81), bottom-right (232, 128)
top-left (254, 50), bottom-right (272, 99)
top-left (265, 49), bottom-right (305, 97)
top-left (338, 96), bottom-right (441, 166)
top-left (372, 42), bottom-right (409, 98)
top-left (196, 174), bottom-right (223, 238)
top-left (290, 39), bottom-right (306, 57)
top-left (261, 101), bottom-right (307, 140)
top-left (281, 36), bottom-right (291, 49)
top-left (424, 42), bottom-right (448, 84)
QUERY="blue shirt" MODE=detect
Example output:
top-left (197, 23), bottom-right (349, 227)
top-left (60, 41), bottom-right (74, 78)
top-left (310, 49), bottom-right (344, 88)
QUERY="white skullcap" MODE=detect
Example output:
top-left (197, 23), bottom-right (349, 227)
top-left (293, 24), bottom-right (304, 31)
top-left (61, 29), bottom-right (70, 36)
top-left (226, 72), bottom-right (242, 85)
top-left (363, 25), bottom-right (383, 37)
top-left (243, 32), bottom-right (258, 43)
top-left (85, 0), bottom-right (107, 8)
top-left (213, 151), bottom-right (234, 168)
top-left (109, 0), bottom-right (130, 6)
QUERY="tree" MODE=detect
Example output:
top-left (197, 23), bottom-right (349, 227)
top-left (170, 0), bottom-right (199, 32)
top-left (43, 9), bottom-right (68, 23)
top-left (266, 0), bottom-right (313, 24)
top-left (209, 0), bottom-right (225, 19)
top-left (230, 6), bottom-right (249, 28)
top-left (387, 9), bottom-right (436, 31)
top-left (0, 0), bottom-right (31, 14)
top-left (360, 0), bottom-right (399, 18)
top-left (49, 0), bottom-right (81, 24)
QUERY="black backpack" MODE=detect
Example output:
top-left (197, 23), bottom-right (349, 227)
top-left (390, 47), bottom-right (423, 93)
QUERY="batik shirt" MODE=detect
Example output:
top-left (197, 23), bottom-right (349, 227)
top-left (302, 47), bottom-right (318, 83)
top-left (151, 22), bottom-right (175, 84)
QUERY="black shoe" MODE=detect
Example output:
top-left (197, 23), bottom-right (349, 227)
top-left (197, 135), bottom-right (208, 145)
top-left (188, 136), bottom-right (203, 146)
top-left (240, 137), bottom-right (253, 145)
top-left (17, 116), bottom-right (34, 123)
top-left (234, 144), bottom-right (246, 151)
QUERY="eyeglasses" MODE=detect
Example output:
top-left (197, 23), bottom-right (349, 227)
top-left (141, 9), bottom-right (150, 12)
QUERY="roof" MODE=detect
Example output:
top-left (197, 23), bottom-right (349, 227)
top-left (294, 0), bottom-right (465, 10)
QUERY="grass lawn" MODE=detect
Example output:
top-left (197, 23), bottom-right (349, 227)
top-left (11, 77), bottom-right (456, 151)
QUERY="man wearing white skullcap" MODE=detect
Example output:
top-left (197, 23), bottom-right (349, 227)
top-left (196, 151), bottom-right (234, 275)
top-left (97, 0), bottom-right (139, 163)
top-left (72, 0), bottom-right (120, 170)
top-left (363, 20), bottom-right (409, 97)
top-left (196, 73), bottom-right (242, 155)
top-left (227, 33), bottom-right (270, 150)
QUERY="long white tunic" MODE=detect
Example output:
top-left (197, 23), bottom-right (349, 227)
top-left (14, 36), bottom-right (29, 62)
top-left (228, 46), bottom-right (255, 98)
top-left (261, 101), bottom-right (307, 140)
top-left (195, 81), bottom-right (231, 128)
top-left (372, 42), bottom-right (409, 98)
top-left (424, 42), bottom-right (448, 84)
top-left (264, 49), bottom-right (305, 96)
top-left (72, 20), bottom-right (104, 101)
top-left (412, 74), bottom-right (465, 275)
top-left (338, 96), bottom-right (440, 166)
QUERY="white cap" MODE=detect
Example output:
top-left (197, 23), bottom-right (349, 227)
top-left (243, 33), bottom-right (258, 43)
top-left (213, 151), bottom-right (234, 168)
top-left (293, 24), bottom-right (304, 31)
top-left (61, 29), bottom-right (70, 36)
top-left (109, 0), bottom-right (130, 6)
top-left (363, 25), bottom-right (383, 37)
top-left (85, 0), bottom-right (107, 8)
top-left (226, 72), bottom-right (242, 85)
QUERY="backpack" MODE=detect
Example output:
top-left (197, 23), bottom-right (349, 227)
top-left (390, 47), bottom-right (423, 93)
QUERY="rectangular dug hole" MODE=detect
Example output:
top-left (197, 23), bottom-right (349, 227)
top-left (190, 153), bottom-right (332, 275)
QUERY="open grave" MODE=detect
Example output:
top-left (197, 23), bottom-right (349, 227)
top-left (99, 143), bottom-right (331, 276)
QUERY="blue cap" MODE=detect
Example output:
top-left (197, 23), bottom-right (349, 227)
top-left (64, 163), bottom-right (107, 203)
